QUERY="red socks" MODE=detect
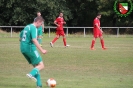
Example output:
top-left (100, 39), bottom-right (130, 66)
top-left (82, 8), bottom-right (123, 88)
top-left (100, 39), bottom-right (105, 48)
top-left (63, 38), bottom-right (66, 46)
top-left (52, 37), bottom-right (58, 43)
top-left (91, 39), bottom-right (105, 49)
top-left (52, 37), bottom-right (66, 46)
top-left (91, 40), bottom-right (95, 48)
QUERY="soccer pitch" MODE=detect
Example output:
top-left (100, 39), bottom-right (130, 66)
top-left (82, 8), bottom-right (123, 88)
top-left (0, 36), bottom-right (133, 88)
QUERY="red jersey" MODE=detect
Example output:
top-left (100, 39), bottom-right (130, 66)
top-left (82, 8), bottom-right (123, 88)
top-left (54, 17), bottom-right (65, 31)
top-left (93, 17), bottom-right (102, 38)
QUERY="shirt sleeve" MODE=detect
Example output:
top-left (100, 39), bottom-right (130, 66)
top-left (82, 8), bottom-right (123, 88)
top-left (55, 18), bottom-right (59, 23)
top-left (94, 19), bottom-right (98, 25)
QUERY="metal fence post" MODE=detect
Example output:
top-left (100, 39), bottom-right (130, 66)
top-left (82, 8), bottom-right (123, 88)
top-left (84, 28), bottom-right (86, 37)
top-left (11, 27), bottom-right (12, 37)
top-left (117, 27), bottom-right (119, 37)
top-left (49, 28), bottom-right (50, 37)
top-left (66, 28), bottom-right (68, 37)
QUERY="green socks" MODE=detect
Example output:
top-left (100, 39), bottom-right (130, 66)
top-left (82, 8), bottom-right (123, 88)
top-left (29, 68), bottom-right (42, 87)
top-left (35, 72), bottom-right (42, 87)
top-left (29, 68), bottom-right (39, 77)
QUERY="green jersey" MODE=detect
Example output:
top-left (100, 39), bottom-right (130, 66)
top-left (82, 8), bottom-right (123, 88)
top-left (20, 24), bottom-right (37, 52)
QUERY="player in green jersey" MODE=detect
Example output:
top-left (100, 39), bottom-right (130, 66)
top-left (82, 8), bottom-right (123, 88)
top-left (37, 26), bottom-right (43, 46)
top-left (36, 11), bottom-right (44, 47)
top-left (20, 16), bottom-right (47, 88)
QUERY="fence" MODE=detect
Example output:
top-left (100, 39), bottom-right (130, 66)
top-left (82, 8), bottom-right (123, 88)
top-left (0, 26), bottom-right (133, 37)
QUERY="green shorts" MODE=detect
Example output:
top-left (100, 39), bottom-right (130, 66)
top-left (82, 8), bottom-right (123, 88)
top-left (22, 50), bottom-right (42, 66)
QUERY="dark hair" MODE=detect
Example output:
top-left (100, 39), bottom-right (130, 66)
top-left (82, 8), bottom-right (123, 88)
top-left (34, 16), bottom-right (44, 22)
top-left (37, 11), bottom-right (41, 13)
top-left (97, 13), bottom-right (102, 16)
top-left (55, 12), bottom-right (63, 18)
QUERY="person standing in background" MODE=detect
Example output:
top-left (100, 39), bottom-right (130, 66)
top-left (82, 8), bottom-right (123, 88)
top-left (90, 13), bottom-right (107, 50)
top-left (50, 12), bottom-right (70, 47)
top-left (36, 11), bottom-right (44, 47)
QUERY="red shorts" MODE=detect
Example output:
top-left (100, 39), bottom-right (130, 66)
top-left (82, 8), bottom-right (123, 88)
top-left (93, 32), bottom-right (102, 38)
top-left (56, 30), bottom-right (65, 36)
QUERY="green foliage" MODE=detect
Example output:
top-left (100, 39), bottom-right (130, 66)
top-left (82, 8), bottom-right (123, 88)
top-left (0, 0), bottom-right (133, 26)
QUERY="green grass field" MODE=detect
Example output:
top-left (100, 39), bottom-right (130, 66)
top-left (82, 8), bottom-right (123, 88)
top-left (0, 34), bottom-right (133, 88)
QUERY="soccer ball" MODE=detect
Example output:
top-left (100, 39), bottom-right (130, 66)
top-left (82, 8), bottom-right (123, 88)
top-left (46, 78), bottom-right (56, 88)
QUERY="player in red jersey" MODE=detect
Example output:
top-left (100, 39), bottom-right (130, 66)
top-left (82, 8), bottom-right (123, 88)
top-left (90, 13), bottom-right (107, 50)
top-left (50, 12), bottom-right (70, 47)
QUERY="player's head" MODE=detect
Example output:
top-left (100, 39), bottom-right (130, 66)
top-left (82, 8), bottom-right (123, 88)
top-left (34, 16), bottom-right (44, 27)
top-left (37, 11), bottom-right (41, 16)
top-left (59, 12), bottom-right (63, 17)
top-left (97, 13), bottom-right (102, 19)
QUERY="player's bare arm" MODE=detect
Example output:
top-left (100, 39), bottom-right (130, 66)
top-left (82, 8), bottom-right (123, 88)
top-left (63, 21), bottom-right (66, 24)
top-left (54, 21), bottom-right (60, 27)
top-left (95, 23), bottom-right (103, 33)
top-left (32, 38), bottom-right (47, 54)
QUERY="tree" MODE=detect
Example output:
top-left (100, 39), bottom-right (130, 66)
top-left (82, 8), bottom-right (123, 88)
top-left (0, 0), bottom-right (132, 27)
top-left (0, 0), bottom-right (73, 26)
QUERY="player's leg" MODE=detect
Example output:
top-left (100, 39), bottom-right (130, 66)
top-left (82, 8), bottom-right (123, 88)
top-left (22, 53), bottom-right (37, 82)
top-left (90, 32), bottom-right (98, 50)
top-left (26, 50), bottom-right (44, 82)
top-left (90, 37), bottom-right (96, 50)
top-left (52, 35), bottom-right (59, 44)
top-left (50, 35), bottom-right (59, 47)
top-left (62, 33), bottom-right (66, 46)
top-left (27, 62), bottom-right (44, 87)
top-left (28, 62), bottom-right (44, 77)
top-left (50, 31), bottom-right (60, 47)
top-left (28, 62), bottom-right (44, 88)
top-left (28, 61), bottom-right (44, 77)
top-left (27, 63), bottom-right (44, 87)
top-left (34, 62), bottom-right (44, 88)
top-left (63, 35), bottom-right (66, 46)
top-left (99, 36), bottom-right (107, 50)
top-left (61, 31), bottom-right (70, 47)
top-left (35, 72), bottom-right (42, 88)
top-left (34, 62), bottom-right (44, 71)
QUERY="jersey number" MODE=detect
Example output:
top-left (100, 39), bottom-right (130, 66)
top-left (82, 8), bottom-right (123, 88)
top-left (22, 30), bottom-right (27, 41)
